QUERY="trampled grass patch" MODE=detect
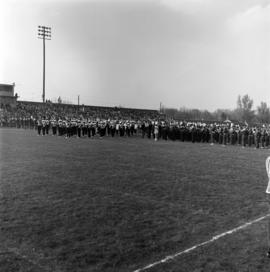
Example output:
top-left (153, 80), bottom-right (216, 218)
top-left (0, 128), bottom-right (270, 271)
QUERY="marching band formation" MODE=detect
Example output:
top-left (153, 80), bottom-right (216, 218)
top-left (2, 115), bottom-right (270, 148)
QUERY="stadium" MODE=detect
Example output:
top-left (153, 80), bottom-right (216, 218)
top-left (1, 1), bottom-right (270, 272)
top-left (1, 87), bottom-right (270, 272)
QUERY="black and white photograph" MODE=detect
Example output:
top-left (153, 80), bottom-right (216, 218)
top-left (1, 0), bottom-right (270, 271)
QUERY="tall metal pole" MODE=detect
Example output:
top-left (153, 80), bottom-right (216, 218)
top-left (43, 36), bottom-right (46, 103)
top-left (38, 26), bottom-right (51, 103)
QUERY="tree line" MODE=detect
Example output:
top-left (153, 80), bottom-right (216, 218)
top-left (161, 95), bottom-right (270, 125)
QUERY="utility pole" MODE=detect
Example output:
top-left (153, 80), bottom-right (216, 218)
top-left (38, 25), bottom-right (51, 103)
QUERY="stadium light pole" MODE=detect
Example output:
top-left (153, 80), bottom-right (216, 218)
top-left (38, 25), bottom-right (51, 103)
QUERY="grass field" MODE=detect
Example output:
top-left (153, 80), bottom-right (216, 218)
top-left (1, 128), bottom-right (270, 272)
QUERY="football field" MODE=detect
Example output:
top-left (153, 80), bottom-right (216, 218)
top-left (1, 128), bottom-right (270, 272)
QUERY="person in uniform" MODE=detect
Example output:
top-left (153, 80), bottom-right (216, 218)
top-left (160, 121), bottom-right (166, 140)
top-left (99, 121), bottom-right (106, 137)
top-left (110, 120), bottom-right (116, 137)
top-left (66, 120), bottom-right (72, 138)
top-left (130, 121), bottom-right (135, 136)
top-left (209, 124), bottom-right (215, 145)
top-left (51, 118), bottom-right (57, 136)
top-left (77, 119), bottom-right (82, 138)
top-left (154, 121), bottom-right (159, 141)
top-left (223, 125), bottom-right (228, 146)
top-left (134, 121), bottom-right (138, 135)
top-left (87, 119), bottom-right (92, 138)
top-left (255, 127), bottom-right (261, 149)
top-left (41, 118), bottom-right (46, 136)
top-left (191, 124), bottom-right (196, 143)
top-left (45, 119), bottom-right (50, 135)
top-left (119, 122), bottom-right (125, 137)
top-left (116, 121), bottom-right (120, 136)
top-left (71, 119), bottom-right (77, 137)
top-left (248, 127), bottom-right (253, 147)
top-left (148, 121), bottom-right (153, 139)
top-left (91, 121), bottom-right (96, 137)
top-left (62, 120), bottom-right (68, 138)
top-left (82, 120), bottom-right (87, 137)
top-left (141, 121), bottom-right (146, 138)
top-left (37, 118), bottom-right (42, 136)
top-left (261, 127), bottom-right (267, 149)
top-left (58, 119), bottom-right (63, 136)
top-left (126, 121), bottom-right (131, 137)
top-left (237, 126), bottom-right (242, 145)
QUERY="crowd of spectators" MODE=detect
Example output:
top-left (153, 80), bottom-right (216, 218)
top-left (0, 101), bottom-right (160, 125)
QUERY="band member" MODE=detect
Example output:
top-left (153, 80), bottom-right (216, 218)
top-left (51, 119), bottom-right (57, 136)
top-left (41, 118), bottom-right (46, 136)
top-left (77, 120), bottom-right (82, 138)
top-left (66, 120), bottom-right (72, 138)
top-left (110, 120), bottom-right (116, 137)
top-left (154, 121), bottom-right (159, 141)
top-left (116, 122), bottom-right (120, 135)
top-left (87, 120), bottom-right (91, 138)
top-left (99, 121), bottom-right (106, 137)
top-left (71, 119), bottom-right (77, 136)
top-left (82, 120), bottom-right (87, 136)
top-left (62, 120), bottom-right (68, 137)
top-left (37, 118), bottom-right (42, 135)
top-left (255, 128), bottom-right (261, 149)
top-left (262, 127), bottom-right (267, 149)
top-left (58, 120), bottom-right (63, 136)
top-left (119, 122), bottom-right (125, 137)
top-left (141, 121), bottom-right (146, 138)
top-left (126, 122), bottom-right (131, 137)
top-left (130, 121), bottom-right (135, 136)
top-left (45, 119), bottom-right (50, 135)
top-left (148, 121), bottom-right (153, 139)
top-left (134, 122), bottom-right (138, 135)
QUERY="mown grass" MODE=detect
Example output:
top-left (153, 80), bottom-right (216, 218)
top-left (0, 128), bottom-right (270, 272)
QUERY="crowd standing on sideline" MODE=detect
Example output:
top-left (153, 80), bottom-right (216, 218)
top-left (1, 101), bottom-right (270, 148)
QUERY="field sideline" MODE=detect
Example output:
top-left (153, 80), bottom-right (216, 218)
top-left (1, 128), bottom-right (270, 272)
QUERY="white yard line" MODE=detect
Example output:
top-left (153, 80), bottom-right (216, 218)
top-left (133, 213), bottom-right (270, 272)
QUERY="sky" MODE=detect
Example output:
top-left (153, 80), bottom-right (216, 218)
top-left (1, 0), bottom-right (270, 111)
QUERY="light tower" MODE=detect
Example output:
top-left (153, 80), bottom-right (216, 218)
top-left (38, 25), bottom-right (51, 103)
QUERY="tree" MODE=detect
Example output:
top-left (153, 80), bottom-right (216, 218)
top-left (237, 95), bottom-right (242, 109)
top-left (201, 110), bottom-right (214, 121)
top-left (163, 108), bottom-right (178, 119)
top-left (236, 94), bottom-right (255, 123)
top-left (213, 109), bottom-right (234, 122)
top-left (257, 102), bottom-right (270, 123)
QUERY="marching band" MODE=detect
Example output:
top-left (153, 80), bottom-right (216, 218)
top-left (8, 116), bottom-right (270, 149)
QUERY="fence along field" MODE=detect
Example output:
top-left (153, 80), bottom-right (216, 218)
top-left (1, 128), bottom-right (270, 271)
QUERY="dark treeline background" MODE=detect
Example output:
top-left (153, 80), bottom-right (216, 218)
top-left (161, 94), bottom-right (270, 125)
